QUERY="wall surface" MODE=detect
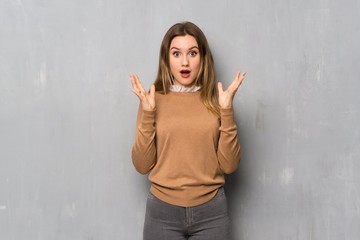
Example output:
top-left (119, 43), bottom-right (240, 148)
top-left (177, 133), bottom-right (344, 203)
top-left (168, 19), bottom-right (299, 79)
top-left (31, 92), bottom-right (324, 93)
top-left (1, 0), bottom-right (359, 239)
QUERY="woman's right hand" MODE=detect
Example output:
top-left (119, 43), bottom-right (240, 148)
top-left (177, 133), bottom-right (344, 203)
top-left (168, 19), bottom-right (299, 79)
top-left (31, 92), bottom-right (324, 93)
top-left (130, 74), bottom-right (156, 111)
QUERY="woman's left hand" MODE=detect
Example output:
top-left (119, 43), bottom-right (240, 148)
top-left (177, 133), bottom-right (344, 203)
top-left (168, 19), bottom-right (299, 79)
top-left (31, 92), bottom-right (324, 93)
top-left (218, 71), bottom-right (246, 109)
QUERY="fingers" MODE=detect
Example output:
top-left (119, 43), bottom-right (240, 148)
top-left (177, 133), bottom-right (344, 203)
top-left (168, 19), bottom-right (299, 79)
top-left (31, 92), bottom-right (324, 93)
top-left (130, 74), bottom-right (146, 98)
top-left (233, 71), bottom-right (246, 87)
top-left (130, 74), bottom-right (141, 93)
top-left (217, 82), bottom-right (224, 93)
top-left (130, 74), bottom-right (156, 111)
top-left (238, 71), bottom-right (246, 85)
top-left (149, 84), bottom-right (155, 98)
top-left (228, 71), bottom-right (246, 93)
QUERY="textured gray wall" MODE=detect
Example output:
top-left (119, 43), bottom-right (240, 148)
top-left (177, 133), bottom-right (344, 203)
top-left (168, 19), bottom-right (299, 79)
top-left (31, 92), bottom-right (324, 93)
top-left (1, 0), bottom-right (359, 239)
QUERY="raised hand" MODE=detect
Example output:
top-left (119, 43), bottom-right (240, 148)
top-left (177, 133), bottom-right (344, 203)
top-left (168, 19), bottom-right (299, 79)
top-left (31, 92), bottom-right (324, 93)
top-left (130, 74), bottom-right (156, 111)
top-left (218, 71), bottom-right (246, 109)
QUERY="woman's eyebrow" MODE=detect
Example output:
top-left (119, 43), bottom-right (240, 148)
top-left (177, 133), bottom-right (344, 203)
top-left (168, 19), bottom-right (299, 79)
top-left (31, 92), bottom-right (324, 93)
top-left (170, 46), bottom-right (199, 50)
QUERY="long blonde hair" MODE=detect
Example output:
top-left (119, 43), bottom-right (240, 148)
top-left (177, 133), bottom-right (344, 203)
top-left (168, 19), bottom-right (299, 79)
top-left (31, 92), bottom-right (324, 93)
top-left (153, 21), bottom-right (220, 117)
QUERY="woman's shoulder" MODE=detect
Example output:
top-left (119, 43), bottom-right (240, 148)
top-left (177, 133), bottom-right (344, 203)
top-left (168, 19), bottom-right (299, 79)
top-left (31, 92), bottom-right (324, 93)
top-left (154, 91), bottom-right (168, 104)
top-left (155, 90), bottom-right (166, 96)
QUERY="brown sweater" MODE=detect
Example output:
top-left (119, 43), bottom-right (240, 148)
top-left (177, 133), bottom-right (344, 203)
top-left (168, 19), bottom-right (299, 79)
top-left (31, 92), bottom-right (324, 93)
top-left (132, 91), bottom-right (241, 207)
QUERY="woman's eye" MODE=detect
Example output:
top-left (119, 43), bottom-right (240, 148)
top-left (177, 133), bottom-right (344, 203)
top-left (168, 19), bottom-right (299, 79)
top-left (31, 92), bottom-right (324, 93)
top-left (189, 51), bottom-right (198, 57)
top-left (173, 52), bottom-right (180, 57)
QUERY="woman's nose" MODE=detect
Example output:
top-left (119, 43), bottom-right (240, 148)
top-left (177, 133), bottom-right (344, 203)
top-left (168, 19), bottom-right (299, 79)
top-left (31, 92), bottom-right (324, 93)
top-left (181, 56), bottom-right (189, 66)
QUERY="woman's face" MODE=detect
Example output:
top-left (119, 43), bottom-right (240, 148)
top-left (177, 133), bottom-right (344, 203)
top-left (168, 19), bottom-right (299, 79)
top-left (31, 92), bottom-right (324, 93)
top-left (169, 35), bottom-right (201, 87)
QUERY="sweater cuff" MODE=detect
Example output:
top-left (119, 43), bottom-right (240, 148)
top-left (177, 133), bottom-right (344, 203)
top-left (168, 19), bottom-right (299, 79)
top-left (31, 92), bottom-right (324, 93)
top-left (139, 109), bottom-right (156, 130)
top-left (220, 108), bottom-right (236, 129)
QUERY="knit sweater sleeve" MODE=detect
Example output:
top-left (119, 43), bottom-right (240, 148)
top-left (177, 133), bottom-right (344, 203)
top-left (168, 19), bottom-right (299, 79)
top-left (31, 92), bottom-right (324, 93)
top-left (217, 108), bottom-right (241, 174)
top-left (131, 105), bottom-right (157, 174)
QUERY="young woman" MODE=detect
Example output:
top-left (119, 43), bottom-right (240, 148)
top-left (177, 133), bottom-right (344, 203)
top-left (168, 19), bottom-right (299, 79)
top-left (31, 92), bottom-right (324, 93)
top-left (130, 21), bottom-right (246, 240)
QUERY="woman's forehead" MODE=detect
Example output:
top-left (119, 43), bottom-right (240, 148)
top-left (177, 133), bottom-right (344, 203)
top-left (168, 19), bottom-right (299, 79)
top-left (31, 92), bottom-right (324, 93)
top-left (170, 35), bottom-right (199, 50)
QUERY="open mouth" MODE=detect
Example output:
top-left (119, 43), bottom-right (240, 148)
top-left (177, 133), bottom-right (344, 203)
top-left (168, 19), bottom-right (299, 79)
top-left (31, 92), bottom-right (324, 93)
top-left (180, 70), bottom-right (191, 78)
